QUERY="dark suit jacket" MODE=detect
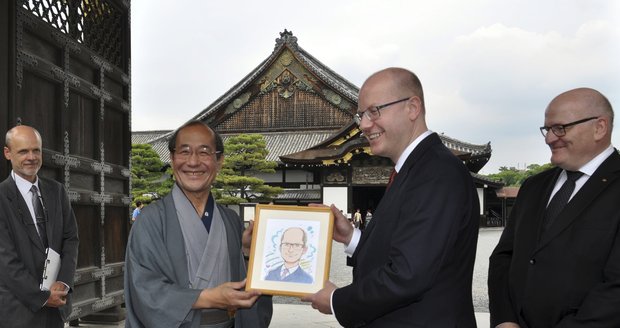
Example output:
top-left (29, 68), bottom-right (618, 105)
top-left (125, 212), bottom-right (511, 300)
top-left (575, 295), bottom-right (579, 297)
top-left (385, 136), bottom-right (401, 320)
top-left (0, 175), bottom-right (79, 328)
top-left (332, 133), bottom-right (480, 327)
top-left (489, 150), bottom-right (620, 328)
top-left (264, 264), bottom-right (313, 284)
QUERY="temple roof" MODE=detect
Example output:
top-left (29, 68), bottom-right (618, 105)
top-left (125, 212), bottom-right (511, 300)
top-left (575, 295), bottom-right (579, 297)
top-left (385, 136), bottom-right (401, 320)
top-left (471, 172), bottom-right (504, 189)
top-left (132, 130), bottom-right (171, 145)
top-left (280, 121), bottom-right (492, 173)
top-left (132, 130), bottom-right (334, 163)
top-left (132, 30), bottom-right (492, 173)
top-left (275, 189), bottom-right (321, 200)
top-left (191, 29), bottom-right (360, 126)
top-left (495, 186), bottom-right (520, 198)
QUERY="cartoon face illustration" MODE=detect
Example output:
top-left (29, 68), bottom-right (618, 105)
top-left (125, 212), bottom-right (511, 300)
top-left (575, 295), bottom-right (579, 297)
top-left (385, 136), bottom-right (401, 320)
top-left (280, 227), bottom-right (308, 266)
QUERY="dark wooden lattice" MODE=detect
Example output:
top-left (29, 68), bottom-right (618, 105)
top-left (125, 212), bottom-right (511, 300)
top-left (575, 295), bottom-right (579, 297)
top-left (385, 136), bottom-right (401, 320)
top-left (22, 0), bottom-right (124, 67)
top-left (217, 90), bottom-right (352, 132)
top-left (6, 0), bottom-right (131, 322)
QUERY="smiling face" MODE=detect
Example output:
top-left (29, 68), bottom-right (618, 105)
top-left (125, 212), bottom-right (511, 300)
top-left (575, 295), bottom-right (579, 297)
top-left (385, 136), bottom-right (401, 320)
top-left (543, 88), bottom-right (612, 171)
top-left (4, 126), bottom-right (43, 183)
top-left (357, 68), bottom-right (427, 163)
top-left (170, 123), bottom-right (222, 197)
top-left (280, 227), bottom-right (308, 268)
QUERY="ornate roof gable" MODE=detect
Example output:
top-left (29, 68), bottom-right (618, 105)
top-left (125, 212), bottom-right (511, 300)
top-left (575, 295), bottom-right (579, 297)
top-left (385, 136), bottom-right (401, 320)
top-left (188, 30), bottom-right (359, 133)
top-left (140, 30), bottom-right (492, 172)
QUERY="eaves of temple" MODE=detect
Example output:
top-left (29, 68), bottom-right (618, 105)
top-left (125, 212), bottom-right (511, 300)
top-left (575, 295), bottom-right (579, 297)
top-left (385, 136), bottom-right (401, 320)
top-left (133, 30), bottom-right (504, 210)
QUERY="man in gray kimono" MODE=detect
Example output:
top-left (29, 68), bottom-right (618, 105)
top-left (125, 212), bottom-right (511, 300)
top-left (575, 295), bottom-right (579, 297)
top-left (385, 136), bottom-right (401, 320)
top-left (124, 121), bottom-right (272, 328)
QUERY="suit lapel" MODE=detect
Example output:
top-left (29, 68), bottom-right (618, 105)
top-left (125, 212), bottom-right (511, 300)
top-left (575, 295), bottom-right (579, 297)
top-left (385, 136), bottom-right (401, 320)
top-left (355, 133), bottom-right (440, 254)
top-left (535, 151), bottom-right (620, 252)
top-left (4, 177), bottom-right (46, 252)
top-left (388, 133), bottom-right (440, 195)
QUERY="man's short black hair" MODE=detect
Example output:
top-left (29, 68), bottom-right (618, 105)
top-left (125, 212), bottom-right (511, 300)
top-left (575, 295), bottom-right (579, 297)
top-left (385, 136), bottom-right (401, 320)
top-left (167, 120), bottom-right (224, 159)
top-left (135, 201), bottom-right (142, 207)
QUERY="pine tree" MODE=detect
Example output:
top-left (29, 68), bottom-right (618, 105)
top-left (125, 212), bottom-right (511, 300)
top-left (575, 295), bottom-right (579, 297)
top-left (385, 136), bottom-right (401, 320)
top-left (131, 143), bottom-right (172, 204)
top-left (214, 134), bottom-right (283, 204)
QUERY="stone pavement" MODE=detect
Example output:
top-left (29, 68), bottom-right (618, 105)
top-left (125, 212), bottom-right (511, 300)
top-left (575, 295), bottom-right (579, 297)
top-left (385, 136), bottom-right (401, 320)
top-left (67, 305), bottom-right (490, 328)
top-left (269, 304), bottom-right (490, 328)
top-left (67, 228), bottom-right (502, 328)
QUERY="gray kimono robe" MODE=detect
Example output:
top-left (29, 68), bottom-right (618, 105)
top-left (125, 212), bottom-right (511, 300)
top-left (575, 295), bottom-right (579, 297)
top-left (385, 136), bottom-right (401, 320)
top-left (124, 192), bottom-right (272, 328)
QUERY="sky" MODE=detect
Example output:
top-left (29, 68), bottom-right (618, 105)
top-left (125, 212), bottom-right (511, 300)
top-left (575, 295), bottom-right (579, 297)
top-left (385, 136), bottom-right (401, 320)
top-left (131, 0), bottom-right (619, 174)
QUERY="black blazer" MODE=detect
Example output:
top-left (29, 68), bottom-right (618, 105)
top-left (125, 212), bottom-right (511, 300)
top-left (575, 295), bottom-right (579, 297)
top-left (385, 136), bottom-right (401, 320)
top-left (0, 176), bottom-right (79, 328)
top-left (332, 133), bottom-right (480, 327)
top-left (489, 150), bottom-right (620, 328)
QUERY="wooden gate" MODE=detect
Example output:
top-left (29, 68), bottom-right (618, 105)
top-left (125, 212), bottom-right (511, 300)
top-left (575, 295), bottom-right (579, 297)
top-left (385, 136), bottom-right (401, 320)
top-left (1, 0), bottom-right (131, 321)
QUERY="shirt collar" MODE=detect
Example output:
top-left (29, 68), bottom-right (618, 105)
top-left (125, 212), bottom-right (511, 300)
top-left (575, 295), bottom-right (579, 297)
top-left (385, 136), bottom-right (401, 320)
top-left (394, 130), bottom-right (433, 173)
top-left (282, 264), bottom-right (300, 274)
top-left (11, 170), bottom-right (40, 195)
top-left (576, 144), bottom-right (615, 177)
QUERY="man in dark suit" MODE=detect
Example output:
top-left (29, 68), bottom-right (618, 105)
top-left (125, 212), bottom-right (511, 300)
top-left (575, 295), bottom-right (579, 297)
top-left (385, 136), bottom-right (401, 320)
top-left (264, 227), bottom-right (313, 284)
top-left (303, 67), bottom-right (480, 327)
top-left (488, 88), bottom-right (620, 328)
top-left (0, 125), bottom-right (79, 328)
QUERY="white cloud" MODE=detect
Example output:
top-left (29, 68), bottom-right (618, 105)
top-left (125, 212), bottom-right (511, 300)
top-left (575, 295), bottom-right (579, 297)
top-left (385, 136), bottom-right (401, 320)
top-left (131, 0), bottom-right (619, 173)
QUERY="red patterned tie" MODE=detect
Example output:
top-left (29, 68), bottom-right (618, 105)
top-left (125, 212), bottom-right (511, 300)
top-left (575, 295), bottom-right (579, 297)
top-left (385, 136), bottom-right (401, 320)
top-left (386, 168), bottom-right (397, 190)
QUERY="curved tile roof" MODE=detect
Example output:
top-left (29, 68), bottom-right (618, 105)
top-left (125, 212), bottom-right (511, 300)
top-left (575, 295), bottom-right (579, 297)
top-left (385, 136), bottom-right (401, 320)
top-left (132, 130), bottom-right (172, 144)
top-left (132, 130), bottom-right (333, 165)
top-left (132, 30), bottom-right (492, 173)
top-left (240, 131), bottom-right (334, 162)
top-left (192, 30), bottom-right (359, 124)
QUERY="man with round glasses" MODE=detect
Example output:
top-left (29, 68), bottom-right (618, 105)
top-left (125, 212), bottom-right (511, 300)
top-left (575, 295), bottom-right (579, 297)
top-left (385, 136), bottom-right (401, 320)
top-left (124, 120), bottom-right (272, 328)
top-left (264, 227), bottom-right (313, 284)
top-left (303, 67), bottom-right (480, 327)
top-left (489, 88), bottom-right (620, 327)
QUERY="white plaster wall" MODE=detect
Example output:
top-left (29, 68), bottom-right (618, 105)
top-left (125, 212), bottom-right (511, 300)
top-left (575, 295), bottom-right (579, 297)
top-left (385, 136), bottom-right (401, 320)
top-left (323, 187), bottom-right (349, 217)
top-left (477, 188), bottom-right (484, 215)
top-left (252, 171), bottom-right (282, 183)
top-left (285, 170), bottom-right (314, 183)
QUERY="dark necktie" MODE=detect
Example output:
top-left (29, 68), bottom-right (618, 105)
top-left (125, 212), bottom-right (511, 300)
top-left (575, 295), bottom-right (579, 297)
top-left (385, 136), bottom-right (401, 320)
top-left (386, 168), bottom-right (397, 190)
top-left (544, 170), bottom-right (584, 231)
top-left (30, 185), bottom-right (48, 248)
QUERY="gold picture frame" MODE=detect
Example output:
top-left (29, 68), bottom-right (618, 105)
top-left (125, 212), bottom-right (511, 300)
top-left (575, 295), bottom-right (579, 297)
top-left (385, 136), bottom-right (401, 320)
top-left (246, 205), bottom-right (333, 297)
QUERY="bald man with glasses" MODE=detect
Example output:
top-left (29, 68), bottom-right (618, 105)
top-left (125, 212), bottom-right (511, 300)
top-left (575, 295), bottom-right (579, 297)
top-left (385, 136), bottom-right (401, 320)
top-left (264, 227), bottom-right (313, 284)
top-left (303, 67), bottom-right (480, 327)
top-left (489, 88), bottom-right (620, 328)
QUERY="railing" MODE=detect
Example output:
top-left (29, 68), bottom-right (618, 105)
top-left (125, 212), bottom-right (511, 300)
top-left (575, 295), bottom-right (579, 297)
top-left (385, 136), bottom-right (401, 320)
top-left (485, 209), bottom-right (504, 227)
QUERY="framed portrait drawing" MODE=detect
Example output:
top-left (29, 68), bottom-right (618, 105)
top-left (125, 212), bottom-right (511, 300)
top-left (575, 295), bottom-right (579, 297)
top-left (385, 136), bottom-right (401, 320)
top-left (246, 205), bottom-right (334, 297)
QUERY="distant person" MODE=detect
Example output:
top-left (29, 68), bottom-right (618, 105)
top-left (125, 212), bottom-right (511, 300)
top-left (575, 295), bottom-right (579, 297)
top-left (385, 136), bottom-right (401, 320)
top-left (0, 125), bottom-right (79, 327)
top-left (131, 201), bottom-right (143, 223)
top-left (124, 121), bottom-right (272, 327)
top-left (353, 209), bottom-right (362, 229)
top-left (264, 227), bottom-right (313, 284)
top-left (303, 67), bottom-right (479, 327)
top-left (489, 88), bottom-right (620, 327)
top-left (365, 209), bottom-right (373, 225)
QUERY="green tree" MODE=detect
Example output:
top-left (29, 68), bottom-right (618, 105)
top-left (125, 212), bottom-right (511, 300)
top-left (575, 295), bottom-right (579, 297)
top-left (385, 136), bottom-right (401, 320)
top-left (214, 134), bottom-right (283, 205)
top-left (486, 163), bottom-right (554, 186)
top-left (131, 143), bottom-right (172, 204)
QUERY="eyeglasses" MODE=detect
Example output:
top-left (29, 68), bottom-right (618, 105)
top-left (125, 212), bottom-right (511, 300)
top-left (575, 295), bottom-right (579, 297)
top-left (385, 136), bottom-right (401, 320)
top-left (280, 242), bottom-right (304, 250)
top-left (539, 117), bottom-right (599, 137)
top-left (354, 97), bottom-right (411, 125)
top-left (173, 146), bottom-right (221, 160)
